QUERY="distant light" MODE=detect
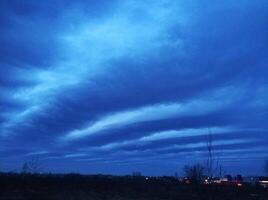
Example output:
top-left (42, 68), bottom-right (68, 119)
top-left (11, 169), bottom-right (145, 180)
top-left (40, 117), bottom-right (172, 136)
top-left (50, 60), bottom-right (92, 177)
top-left (259, 181), bottom-right (268, 183)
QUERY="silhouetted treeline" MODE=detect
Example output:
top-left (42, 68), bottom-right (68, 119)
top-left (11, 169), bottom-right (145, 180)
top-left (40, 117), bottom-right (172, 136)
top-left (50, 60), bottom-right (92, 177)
top-left (0, 172), bottom-right (267, 200)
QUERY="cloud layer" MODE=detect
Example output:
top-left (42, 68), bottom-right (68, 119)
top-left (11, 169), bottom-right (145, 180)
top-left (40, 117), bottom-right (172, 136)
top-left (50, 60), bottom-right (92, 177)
top-left (0, 0), bottom-right (268, 175)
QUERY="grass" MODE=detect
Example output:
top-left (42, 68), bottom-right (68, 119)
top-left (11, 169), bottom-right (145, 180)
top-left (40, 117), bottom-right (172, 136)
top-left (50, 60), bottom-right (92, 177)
top-left (0, 173), bottom-right (267, 200)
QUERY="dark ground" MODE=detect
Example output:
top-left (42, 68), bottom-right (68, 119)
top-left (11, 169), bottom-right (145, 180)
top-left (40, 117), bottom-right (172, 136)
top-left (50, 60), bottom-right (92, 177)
top-left (0, 173), bottom-right (267, 200)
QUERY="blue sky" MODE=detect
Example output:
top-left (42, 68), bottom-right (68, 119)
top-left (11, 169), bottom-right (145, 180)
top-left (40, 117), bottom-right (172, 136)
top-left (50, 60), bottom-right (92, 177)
top-left (0, 0), bottom-right (268, 176)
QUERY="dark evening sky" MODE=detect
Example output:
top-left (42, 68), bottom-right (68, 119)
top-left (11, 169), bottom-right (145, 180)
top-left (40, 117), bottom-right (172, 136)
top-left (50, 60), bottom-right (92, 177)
top-left (0, 0), bottom-right (268, 176)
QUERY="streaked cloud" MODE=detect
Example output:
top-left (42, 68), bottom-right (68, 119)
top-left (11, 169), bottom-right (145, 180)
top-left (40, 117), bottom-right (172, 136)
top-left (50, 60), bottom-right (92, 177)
top-left (0, 0), bottom-right (267, 175)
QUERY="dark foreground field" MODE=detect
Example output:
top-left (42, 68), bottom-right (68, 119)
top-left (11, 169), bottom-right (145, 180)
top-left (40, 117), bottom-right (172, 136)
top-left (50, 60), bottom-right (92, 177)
top-left (0, 173), bottom-right (267, 200)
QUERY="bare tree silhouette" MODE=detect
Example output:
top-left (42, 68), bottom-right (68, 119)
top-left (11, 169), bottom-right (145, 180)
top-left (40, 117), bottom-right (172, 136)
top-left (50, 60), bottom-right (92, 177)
top-left (184, 164), bottom-right (204, 183)
top-left (206, 128), bottom-right (223, 177)
top-left (22, 157), bottom-right (42, 174)
top-left (206, 129), bottom-right (213, 177)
